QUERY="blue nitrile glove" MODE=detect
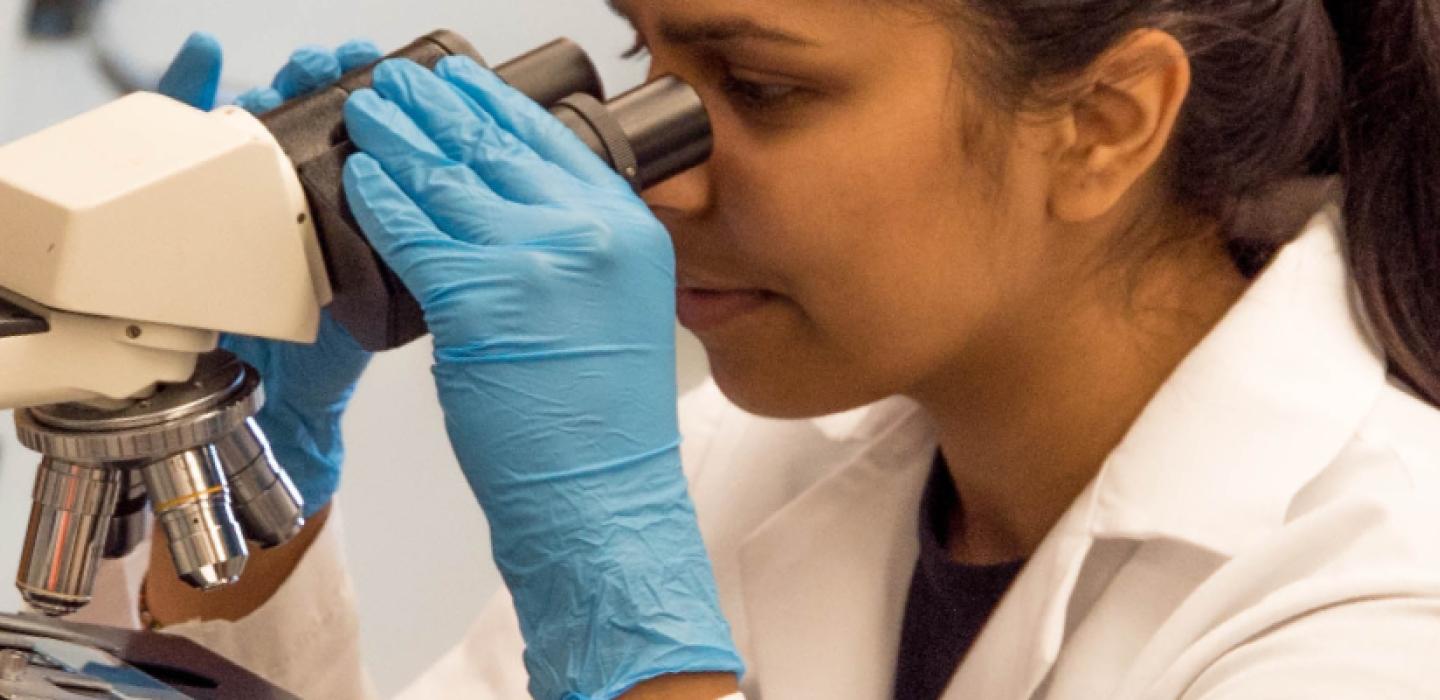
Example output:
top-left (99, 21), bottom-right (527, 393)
top-left (341, 57), bottom-right (744, 699)
top-left (159, 33), bottom-right (380, 515)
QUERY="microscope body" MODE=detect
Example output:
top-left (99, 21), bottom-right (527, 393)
top-left (0, 29), bottom-right (712, 620)
top-left (0, 91), bottom-right (327, 410)
top-left (0, 92), bottom-right (324, 616)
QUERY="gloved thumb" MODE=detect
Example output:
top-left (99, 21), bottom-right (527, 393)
top-left (158, 32), bottom-right (223, 110)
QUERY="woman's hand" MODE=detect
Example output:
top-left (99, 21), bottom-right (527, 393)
top-left (157, 33), bottom-right (376, 517)
top-left (342, 57), bottom-right (743, 699)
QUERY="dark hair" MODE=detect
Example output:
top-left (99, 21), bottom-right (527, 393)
top-left (927, 0), bottom-right (1440, 405)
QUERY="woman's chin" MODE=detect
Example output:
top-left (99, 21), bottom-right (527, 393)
top-left (707, 359), bottom-right (881, 420)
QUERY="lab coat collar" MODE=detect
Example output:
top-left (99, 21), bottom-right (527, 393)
top-left (810, 398), bottom-right (903, 442)
top-left (1085, 208), bottom-right (1388, 556)
top-left (947, 208), bottom-right (1391, 700)
top-left (736, 208), bottom-right (1387, 699)
top-left (738, 395), bottom-right (934, 699)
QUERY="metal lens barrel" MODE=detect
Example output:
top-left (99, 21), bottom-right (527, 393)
top-left (15, 459), bottom-right (120, 616)
top-left (101, 467), bottom-right (149, 559)
top-left (214, 418), bottom-right (304, 548)
top-left (11, 351), bottom-right (285, 615)
top-left (143, 446), bottom-right (249, 590)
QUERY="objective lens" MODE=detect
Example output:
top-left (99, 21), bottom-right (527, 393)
top-left (12, 351), bottom-right (282, 612)
top-left (102, 467), bottom-right (149, 559)
top-left (16, 459), bottom-right (120, 616)
top-left (142, 446), bottom-right (248, 590)
top-left (214, 419), bottom-right (305, 548)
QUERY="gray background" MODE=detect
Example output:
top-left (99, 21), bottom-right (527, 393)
top-left (0, 1), bottom-right (709, 694)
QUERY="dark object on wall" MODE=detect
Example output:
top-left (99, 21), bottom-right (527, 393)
top-left (26, 0), bottom-right (102, 38)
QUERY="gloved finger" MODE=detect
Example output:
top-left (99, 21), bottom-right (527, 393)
top-left (371, 59), bottom-right (574, 205)
top-left (244, 313), bottom-right (370, 407)
top-left (344, 153), bottom-right (474, 297)
top-left (234, 86), bottom-right (284, 114)
top-left (158, 32), bottom-right (223, 110)
top-left (437, 55), bottom-right (624, 191)
top-left (345, 89), bottom-right (518, 246)
top-left (222, 313), bottom-right (368, 397)
top-left (335, 39), bottom-right (383, 73)
top-left (272, 46), bottom-right (342, 100)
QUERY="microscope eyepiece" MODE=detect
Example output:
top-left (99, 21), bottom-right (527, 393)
top-left (551, 76), bottom-right (712, 191)
top-left (257, 30), bottom-right (713, 352)
top-left (261, 34), bottom-right (603, 166)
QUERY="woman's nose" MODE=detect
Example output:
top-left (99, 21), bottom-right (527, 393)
top-left (643, 159), bottom-right (713, 219)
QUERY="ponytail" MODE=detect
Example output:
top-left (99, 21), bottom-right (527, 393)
top-left (1324, 0), bottom-right (1440, 405)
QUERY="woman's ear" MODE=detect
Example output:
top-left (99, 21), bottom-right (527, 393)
top-left (1046, 30), bottom-right (1192, 223)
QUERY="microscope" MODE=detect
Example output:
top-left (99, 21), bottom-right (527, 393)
top-left (0, 28), bottom-right (709, 627)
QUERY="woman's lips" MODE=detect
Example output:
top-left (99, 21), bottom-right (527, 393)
top-left (676, 287), bottom-right (775, 332)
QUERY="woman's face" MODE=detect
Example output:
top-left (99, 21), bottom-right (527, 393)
top-left (621, 0), bottom-right (1079, 418)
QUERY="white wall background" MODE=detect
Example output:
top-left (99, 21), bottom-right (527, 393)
top-left (0, 1), bottom-right (709, 694)
top-left (0, 0), bottom-right (19, 118)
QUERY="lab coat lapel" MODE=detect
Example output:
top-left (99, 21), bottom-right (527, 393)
top-left (939, 480), bottom-right (1102, 700)
top-left (737, 406), bottom-right (935, 699)
top-left (949, 207), bottom-right (1387, 700)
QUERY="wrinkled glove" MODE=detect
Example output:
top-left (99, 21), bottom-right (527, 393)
top-left (158, 32), bottom-right (378, 515)
top-left (341, 57), bottom-right (744, 699)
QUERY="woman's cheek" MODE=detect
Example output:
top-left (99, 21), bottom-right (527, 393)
top-left (696, 113), bottom-right (982, 409)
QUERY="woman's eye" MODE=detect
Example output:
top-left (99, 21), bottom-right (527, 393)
top-left (620, 31), bottom-right (806, 115)
top-left (721, 74), bottom-right (801, 110)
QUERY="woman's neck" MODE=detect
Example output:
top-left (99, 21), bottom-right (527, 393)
top-left (910, 235), bottom-right (1251, 565)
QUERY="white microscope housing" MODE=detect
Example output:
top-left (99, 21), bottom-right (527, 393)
top-left (0, 92), bottom-right (325, 616)
top-left (0, 91), bottom-right (330, 408)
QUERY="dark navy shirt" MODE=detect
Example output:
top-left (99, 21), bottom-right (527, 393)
top-left (893, 454), bottom-right (1026, 700)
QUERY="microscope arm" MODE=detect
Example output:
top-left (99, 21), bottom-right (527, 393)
top-left (0, 92), bottom-right (329, 410)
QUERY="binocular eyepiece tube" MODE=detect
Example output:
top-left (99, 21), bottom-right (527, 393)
top-left (262, 29), bottom-right (712, 352)
top-left (13, 351), bottom-right (300, 616)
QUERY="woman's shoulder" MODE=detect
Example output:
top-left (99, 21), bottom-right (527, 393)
top-left (1283, 377), bottom-right (1440, 557)
top-left (1351, 378), bottom-right (1440, 492)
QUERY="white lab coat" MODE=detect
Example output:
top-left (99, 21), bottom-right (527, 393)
top-left (86, 208), bottom-right (1440, 698)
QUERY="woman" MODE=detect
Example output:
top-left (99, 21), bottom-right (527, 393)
top-left (92, 1), bottom-right (1440, 698)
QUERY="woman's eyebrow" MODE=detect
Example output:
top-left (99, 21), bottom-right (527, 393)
top-left (658, 16), bottom-right (818, 47)
top-left (606, 0), bottom-right (818, 48)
